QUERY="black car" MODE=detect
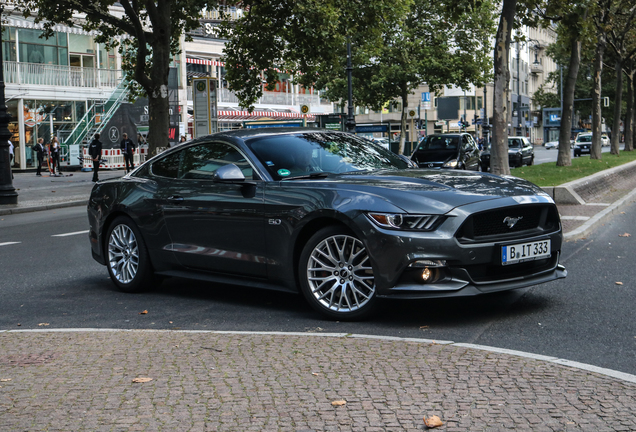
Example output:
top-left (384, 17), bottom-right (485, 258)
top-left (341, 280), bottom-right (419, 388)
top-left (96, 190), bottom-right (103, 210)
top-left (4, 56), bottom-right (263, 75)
top-left (573, 134), bottom-right (592, 157)
top-left (480, 137), bottom-right (535, 171)
top-left (411, 133), bottom-right (480, 170)
top-left (88, 128), bottom-right (566, 320)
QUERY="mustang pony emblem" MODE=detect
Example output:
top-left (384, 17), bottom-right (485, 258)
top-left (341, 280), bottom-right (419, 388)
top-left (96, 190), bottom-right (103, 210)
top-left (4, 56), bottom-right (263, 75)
top-left (503, 216), bottom-right (523, 229)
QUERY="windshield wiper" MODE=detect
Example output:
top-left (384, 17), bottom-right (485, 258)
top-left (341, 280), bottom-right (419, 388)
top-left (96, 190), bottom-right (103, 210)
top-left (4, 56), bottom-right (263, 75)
top-left (282, 172), bottom-right (331, 180)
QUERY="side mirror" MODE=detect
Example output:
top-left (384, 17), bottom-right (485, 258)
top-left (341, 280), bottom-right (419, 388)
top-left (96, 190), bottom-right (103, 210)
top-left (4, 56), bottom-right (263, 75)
top-left (213, 164), bottom-right (245, 182)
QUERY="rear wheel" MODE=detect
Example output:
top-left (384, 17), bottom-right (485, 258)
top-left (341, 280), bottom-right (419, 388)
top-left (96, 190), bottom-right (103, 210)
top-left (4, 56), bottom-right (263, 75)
top-left (299, 226), bottom-right (378, 320)
top-left (105, 216), bottom-right (155, 293)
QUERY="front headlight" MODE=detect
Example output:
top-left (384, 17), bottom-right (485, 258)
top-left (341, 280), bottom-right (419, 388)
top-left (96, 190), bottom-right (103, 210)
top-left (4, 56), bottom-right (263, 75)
top-left (443, 159), bottom-right (458, 168)
top-left (367, 213), bottom-right (444, 231)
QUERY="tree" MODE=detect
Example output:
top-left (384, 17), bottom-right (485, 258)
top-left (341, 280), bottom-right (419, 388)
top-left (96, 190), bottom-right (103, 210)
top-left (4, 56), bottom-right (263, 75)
top-left (220, 0), bottom-right (496, 155)
top-left (19, 0), bottom-right (220, 156)
top-left (606, 6), bottom-right (636, 154)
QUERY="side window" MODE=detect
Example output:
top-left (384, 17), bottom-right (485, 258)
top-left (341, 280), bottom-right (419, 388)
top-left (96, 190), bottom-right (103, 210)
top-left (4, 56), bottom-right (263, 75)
top-left (151, 151), bottom-right (181, 178)
top-left (179, 142), bottom-right (254, 180)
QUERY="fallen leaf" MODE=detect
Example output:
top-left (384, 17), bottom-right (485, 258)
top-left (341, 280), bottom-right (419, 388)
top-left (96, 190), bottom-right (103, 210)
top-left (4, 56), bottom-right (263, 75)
top-left (420, 326), bottom-right (429, 329)
top-left (139, 310), bottom-right (148, 315)
top-left (38, 323), bottom-right (49, 326)
top-left (424, 415), bottom-right (444, 428)
top-left (619, 233), bottom-right (631, 237)
top-left (312, 372), bottom-right (320, 376)
top-left (169, 321), bottom-right (173, 324)
top-left (621, 212), bottom-right (626, 214)
top-left (0, 379), bottom-right (11, 382)
top-left (331, 400), bottom-right (346, 407)
top-left (616, 282), bottom-right (623, 285)
top-left (132, 377), bottom-right (153, 383)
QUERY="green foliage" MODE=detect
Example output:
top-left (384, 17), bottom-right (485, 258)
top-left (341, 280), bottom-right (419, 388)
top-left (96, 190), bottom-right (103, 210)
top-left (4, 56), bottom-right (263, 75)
top-left (220, 0), bottom-right (496, 112)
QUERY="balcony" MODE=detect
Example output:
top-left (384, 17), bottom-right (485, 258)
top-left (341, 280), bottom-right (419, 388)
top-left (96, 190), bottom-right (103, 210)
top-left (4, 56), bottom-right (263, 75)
top-left (530, 62), bottom-right (544, 74)
top-left (3, 61), bottom-right (123, 88)
top-left (187, 86), bottom-right (322, 107)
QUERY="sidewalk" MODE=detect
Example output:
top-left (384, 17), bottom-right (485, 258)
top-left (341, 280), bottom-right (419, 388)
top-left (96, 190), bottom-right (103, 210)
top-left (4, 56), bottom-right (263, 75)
top-left (2, 168), bottom-right (636, 431)
top-left (0, 169), bottom-right (125, 216)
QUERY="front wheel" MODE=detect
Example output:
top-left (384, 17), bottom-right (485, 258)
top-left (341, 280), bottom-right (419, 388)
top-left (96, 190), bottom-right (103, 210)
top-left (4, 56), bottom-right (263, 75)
top-left (299, 226), bottom-right (378, 320)
top-left (105, 216), bottom-right (155, 293)
top-left (527, 156), bottom-right (534, 166)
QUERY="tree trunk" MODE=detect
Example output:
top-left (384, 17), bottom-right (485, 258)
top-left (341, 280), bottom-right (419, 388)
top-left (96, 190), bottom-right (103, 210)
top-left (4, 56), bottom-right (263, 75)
top-left (629, 67), bottom-right (636, 152)
top-left (610, 60), bottom-right (623, 155)
top-left (143, 0), bottom-right (172, 157)
top-left (626, 69), bottom-right (634, 151)
top-left (591, 32), bottom-right (606, 160)
top-left (491, 0), bottom-right (517, 176)
top-left (557, 35), bottom-right (582, 167)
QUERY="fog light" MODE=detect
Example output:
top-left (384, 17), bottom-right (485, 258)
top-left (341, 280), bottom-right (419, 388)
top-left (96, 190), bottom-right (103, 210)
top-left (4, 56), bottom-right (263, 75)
top-left (421, 267), bottom-right (432, 282)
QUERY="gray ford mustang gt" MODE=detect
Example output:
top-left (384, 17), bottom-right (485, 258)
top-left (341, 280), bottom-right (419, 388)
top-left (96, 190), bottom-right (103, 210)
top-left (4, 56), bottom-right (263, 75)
top-left (88, 128), bottom-right (566, 320)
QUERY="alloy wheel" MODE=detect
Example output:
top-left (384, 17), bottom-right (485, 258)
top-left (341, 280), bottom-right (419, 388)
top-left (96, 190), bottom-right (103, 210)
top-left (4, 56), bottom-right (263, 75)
top-left (108, 224), bottom-right (140, 284)
top-left (306, 234), bottom-right (375, 313)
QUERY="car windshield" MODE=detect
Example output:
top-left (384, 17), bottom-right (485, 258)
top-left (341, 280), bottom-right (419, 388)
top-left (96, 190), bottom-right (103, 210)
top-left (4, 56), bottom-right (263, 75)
top-left (577, 135), bottom-right (592, 143)
top-left (415, 136), bottom-right (459, 151)
top-left (246, 131), bottom-right (410, 180)
top-left (508, 138), bottom-right (522, 148)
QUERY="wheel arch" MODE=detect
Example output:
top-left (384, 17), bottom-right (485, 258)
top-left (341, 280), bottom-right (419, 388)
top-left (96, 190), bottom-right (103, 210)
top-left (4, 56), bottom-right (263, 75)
top-left (291, 214), bottom-right (360, 290)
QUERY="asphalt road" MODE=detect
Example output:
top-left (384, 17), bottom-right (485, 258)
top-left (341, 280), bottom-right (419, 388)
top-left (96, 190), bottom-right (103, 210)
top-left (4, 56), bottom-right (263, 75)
top-left (532, 144), bottom-right (617, 166)
top-left (1, 205), bottom-right (635, 376)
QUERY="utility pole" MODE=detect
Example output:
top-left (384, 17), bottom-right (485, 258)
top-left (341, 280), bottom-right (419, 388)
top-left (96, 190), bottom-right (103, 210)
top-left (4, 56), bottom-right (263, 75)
top-left (345, 39), bottom-right (356, 134)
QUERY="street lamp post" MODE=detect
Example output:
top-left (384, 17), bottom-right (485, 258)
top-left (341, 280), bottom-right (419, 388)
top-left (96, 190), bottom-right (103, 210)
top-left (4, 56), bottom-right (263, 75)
top-left (0, 5), bottom-right (19, 205)
top-left (345, 39), bottom-right (356, 133)
top-left (516, 41), bottom-right (522, 137)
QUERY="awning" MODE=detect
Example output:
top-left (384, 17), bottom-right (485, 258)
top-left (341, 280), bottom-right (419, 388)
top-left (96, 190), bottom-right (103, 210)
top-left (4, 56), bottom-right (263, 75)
top-left (218, 110), bottom-right (314, 121)
top-left (186, 57), bottom-right (225, 67)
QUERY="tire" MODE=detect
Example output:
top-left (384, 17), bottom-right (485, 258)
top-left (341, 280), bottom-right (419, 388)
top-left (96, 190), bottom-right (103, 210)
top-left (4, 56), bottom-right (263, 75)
top-left (298, 226), bottom-right (378, 320)
top-left (527, 156), bottom-right (534, 166)
top-left (105, 216), bottom-right (155, 293)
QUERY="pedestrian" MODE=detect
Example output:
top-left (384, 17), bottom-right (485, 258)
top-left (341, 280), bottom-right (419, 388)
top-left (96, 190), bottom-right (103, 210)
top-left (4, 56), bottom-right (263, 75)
top-left (89, 133), bottom-right (103, 182)
top-left (120, 132), bottom-right (136, 173)
top-left (180, 135), bottom-right (187, 143)
top-left (50, 136), bottom-right (61, 176)
top-left (33, 138), bottom-right (45, 176)
top-left (8, 140), bottom-right (14, 179)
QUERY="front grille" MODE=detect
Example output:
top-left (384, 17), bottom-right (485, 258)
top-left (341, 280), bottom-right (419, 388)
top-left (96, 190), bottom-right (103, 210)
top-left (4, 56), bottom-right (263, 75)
top-left (456, 204), bottom-right (560, 243)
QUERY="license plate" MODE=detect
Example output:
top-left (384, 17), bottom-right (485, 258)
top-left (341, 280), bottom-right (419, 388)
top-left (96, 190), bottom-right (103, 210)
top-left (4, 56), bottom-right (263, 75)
top-left (502, 240), bottom-right (551, 265)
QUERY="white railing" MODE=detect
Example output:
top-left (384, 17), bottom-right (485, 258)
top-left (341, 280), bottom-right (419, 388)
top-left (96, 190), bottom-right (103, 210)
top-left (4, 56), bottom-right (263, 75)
top-left (187, 86), bottom-right (321, 106)
top-left (3, 61), bottom-right (123, 88)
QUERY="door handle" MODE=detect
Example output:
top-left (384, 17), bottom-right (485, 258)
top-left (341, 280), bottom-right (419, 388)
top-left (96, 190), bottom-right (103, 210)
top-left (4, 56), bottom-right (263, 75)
top-left (167, 195), bottom-right (184, 201)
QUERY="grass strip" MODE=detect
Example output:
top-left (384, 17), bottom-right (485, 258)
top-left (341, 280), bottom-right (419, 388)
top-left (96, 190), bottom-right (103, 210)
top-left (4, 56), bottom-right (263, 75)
top-left (510, 149), bottom-right (636, 187)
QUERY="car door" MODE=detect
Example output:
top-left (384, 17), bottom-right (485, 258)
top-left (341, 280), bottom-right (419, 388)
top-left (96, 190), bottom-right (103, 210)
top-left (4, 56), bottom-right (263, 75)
top-left (156, 141), bottom-right (267, 277)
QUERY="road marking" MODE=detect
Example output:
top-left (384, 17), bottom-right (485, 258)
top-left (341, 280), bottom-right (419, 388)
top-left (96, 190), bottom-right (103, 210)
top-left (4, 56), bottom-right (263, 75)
top-left (0, 242), bottom-right (21, 247)
top-left (51, 230), bottom-right (89, 237)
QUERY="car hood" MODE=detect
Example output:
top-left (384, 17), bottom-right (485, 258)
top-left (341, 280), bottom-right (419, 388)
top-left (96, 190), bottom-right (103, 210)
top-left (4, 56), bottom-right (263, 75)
top-left (412, 150), bottom-right (458, 163)
top-left (293, 169), bottom-right (551, 214)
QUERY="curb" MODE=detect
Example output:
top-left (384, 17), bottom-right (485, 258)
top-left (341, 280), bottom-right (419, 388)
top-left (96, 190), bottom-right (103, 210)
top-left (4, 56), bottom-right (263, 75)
top-left (3, 328), bottom-right (636, 385)
top-left (564, 186), bottom-right (636, 240)
top-left (0, 200), bottom-right (87, 216)
top-left (542, 159), bottom-right (636, 205)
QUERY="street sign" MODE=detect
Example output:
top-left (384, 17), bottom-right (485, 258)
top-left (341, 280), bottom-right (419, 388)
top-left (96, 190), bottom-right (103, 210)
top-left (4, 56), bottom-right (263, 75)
top-left (421, 92), bottom-right (431, 110)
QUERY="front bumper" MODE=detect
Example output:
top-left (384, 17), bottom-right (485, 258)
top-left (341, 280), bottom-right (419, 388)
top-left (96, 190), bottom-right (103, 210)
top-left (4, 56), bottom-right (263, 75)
top-left (357, 198), bottom-right (565, 299)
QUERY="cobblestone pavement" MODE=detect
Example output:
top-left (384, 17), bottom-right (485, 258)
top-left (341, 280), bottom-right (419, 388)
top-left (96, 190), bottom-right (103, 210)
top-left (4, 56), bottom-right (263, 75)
top-left (0, 331), bottom-right (635, 432)
top-left (3, 168), bottom-right (636, 431)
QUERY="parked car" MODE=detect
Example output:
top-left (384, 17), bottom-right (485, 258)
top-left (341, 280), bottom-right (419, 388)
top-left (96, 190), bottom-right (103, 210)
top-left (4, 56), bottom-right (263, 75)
top-left (573, 132), bottom-right (609, 148)
top-left (480, 136), bottom-right (535, 171)
top-left (88, 128), bottom-right (566, 320)
top-left (544, 141), bottom-right (559, 150)
top-left (372, 137), bottom-right (390, 150)
top-left (411, 133), bottom-right (480, 170)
